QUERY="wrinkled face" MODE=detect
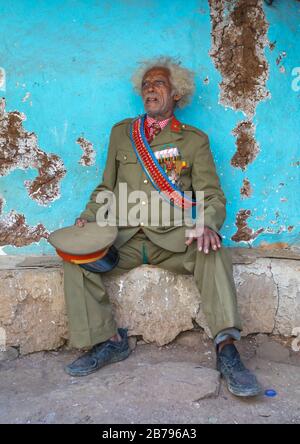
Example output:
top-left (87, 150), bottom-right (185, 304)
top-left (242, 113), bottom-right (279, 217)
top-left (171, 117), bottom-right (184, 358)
top-left (141, 67), bottom-right (179, 119)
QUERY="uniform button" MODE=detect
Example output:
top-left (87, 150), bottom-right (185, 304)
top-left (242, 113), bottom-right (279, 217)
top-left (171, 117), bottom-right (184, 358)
top-left (141, 201), bottom-right (146, 205)
top-left (123, 155), bottom-right (127, 160)
top-left (143, 179), bottom-right (149, 184)
top-left (182, 124), bottom-right (186, 129)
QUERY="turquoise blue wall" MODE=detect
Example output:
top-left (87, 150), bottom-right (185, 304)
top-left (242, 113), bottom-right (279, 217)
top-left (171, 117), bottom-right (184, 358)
top-left (0, 0), bottom-right (299, 254)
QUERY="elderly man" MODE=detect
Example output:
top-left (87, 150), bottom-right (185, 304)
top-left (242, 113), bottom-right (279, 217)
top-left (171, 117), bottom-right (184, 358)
top-left (63, 57), bottom-right (261, 397)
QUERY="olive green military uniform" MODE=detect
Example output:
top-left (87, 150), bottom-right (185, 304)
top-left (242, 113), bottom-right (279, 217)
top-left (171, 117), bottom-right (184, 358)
top-left (63, 117), bottom-right (242, 348)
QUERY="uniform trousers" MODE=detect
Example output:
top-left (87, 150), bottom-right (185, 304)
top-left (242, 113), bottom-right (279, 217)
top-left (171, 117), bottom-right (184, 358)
top-left (63, 231), bottom-right (242, 348)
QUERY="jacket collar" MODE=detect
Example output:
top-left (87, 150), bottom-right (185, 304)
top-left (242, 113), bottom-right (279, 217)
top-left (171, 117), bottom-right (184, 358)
top-left (126, 114), bottom-right (183, 148)
top-left (150, 115), bottom-right (183, 148)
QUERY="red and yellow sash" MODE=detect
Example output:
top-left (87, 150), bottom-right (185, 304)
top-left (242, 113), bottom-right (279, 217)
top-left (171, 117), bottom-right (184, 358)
top-left (130, 114), bottom-right (196, 209)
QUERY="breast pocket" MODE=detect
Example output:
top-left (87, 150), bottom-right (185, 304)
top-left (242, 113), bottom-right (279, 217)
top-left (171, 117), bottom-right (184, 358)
top-left (178, 164), bottom-right (192, 191)
top-left (116, 150), bottom-right (138, 183)
top-left (116, 150), bottom-right (137, 164)
top-left (179, 164), bottom-right (192, 177)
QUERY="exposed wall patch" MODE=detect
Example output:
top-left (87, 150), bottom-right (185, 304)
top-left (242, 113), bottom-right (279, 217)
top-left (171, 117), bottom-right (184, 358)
top-left (0, 68), bottom-right (5, 91)
top-left (276, 51), bottom-right (287, 66)
top-left (208, 0), bottom-right (270, 118)
top-left (0, 98), bottom-right (66, 205)
top-left (231, 121), bottom-right (259, 170)
top-left (240, 178), bottom-right (253, 198)
top-left (76, 137), bottom-right (96, 166)
top-left (0, 197), bottom-right (48, 247)
top-left (209, 0), bottom-right (270, 244)
top-left (269, 40), bottom-right (276, 51)
top-left (231, 209), bottom-right (264, 243)
top-left (209, 0), bottom-right (270, 170)
top-left (22, 92), bottom-right (31, 103)
top-left (0, 211), bottom-right (48, 247)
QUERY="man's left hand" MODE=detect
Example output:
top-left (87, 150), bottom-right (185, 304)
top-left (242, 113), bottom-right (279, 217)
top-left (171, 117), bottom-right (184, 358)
top-left (185, 226), bottom-right (222, 254)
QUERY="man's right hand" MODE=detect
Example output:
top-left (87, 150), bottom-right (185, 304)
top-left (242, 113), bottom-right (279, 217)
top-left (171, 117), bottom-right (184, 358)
top-left (75, 218), bottom-right (88, 228)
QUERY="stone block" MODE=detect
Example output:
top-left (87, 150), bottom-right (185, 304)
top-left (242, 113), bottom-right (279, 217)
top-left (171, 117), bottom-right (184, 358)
top-left (104, 266), bottom-right (199, 346)
top-left (271, 260), bottom-right (300, 337)
top-left (0, 268), bottom-right (67, 354)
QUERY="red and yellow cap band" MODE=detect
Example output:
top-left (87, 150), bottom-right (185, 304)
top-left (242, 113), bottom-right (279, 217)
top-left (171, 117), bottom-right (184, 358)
top-left (56, 247), bottom-right (109, 264)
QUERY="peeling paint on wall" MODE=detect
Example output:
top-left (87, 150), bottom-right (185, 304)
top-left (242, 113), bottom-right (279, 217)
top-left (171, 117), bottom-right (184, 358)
top-left (0, 98), bottom-right (66, 206)
top-left (265, 222), bottom-right (295, 235)
top-left (0, 68), bottom-right (6, 91)
top-left (0, 0), bottom-right (298, 254)
top-left (0, 197), bottom-right (48, 247)
top-left (231, 209), bottom-right (264, 243)
top-left (209, 0), bottom-right (269, 170)
top-left (240, 178), bottom-right (253, 198)
top-left (269, 40), bottom-right (276, 51)
top-left (276, 50), bottom-right (287, 74)
top-left (76, 137), bottom-right (96, 166)
top-left (209, 0), bottom-right (273, 245)
top-left (0, 212), bottom-right (48, 247)
top-left (208, 0), bottom-right (270, 118)
top-left (231, 121), bottom-right (259, 170)
top-left (22, 92), bottom-right (31, 103)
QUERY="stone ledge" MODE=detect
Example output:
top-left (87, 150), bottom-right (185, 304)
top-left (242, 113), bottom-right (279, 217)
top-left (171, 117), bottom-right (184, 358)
top-left (0, 248), bottom-right (299, 354)
top-left (1, 247), bottom-right (300, 270)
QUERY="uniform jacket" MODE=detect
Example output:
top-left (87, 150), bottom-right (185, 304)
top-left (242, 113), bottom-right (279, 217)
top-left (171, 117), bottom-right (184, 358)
top-left (80, 117), bottom-right (226, 253)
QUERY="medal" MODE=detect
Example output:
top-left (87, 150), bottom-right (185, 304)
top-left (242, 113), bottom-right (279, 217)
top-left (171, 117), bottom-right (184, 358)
top-left (154, 146), bottom-right (189, 189)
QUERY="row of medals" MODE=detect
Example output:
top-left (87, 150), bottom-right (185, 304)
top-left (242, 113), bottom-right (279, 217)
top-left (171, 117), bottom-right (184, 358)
top-left (154, 147), bottom-right (187, 185)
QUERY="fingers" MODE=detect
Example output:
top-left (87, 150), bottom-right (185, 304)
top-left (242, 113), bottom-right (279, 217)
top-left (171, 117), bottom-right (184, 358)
top-left (189, 228), bottom-right (220, 253)
top-left (208, 231), bottom-right (218, 252)
top-left (75, 218), bottom-right (87, 228)
top-left (213, 232), bottom-right (222, 250)
top-left (185, 229), bottom-right (195, 245)
top-left (185, 237), bottom-right (194, 246)
top-left (197, 235), bottom-right (204, 252)
top-left (203, 232), bottom-right (210, 254)
top-left (202, 228), bottom-right (222, 254)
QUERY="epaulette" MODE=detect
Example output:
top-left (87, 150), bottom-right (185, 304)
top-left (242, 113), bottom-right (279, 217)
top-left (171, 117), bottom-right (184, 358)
top-left (180, 123), bottom-right (208, 138)
top-left (113, 118), bottom-right (134, 128)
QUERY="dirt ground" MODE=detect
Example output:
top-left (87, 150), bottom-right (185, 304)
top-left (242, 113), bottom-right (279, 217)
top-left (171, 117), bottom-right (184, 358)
top-left (1, 333), bottom-right (300, 424)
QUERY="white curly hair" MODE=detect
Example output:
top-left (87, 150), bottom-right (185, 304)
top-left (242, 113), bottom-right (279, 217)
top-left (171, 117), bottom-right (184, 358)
top-left (132, 56), bottom-right (195, 109)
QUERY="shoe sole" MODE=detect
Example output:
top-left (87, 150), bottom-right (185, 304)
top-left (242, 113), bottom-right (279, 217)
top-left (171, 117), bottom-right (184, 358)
top-left (227, 381), bottom-right (262, 398)
top-left (218, 373), bottom-right (262, 398)
top-left (64, 348), bottom-right (131, 377)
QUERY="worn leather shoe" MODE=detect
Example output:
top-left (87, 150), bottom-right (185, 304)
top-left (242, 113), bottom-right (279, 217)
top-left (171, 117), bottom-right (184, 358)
top-left (217, 344), bottom-right (262, 397)
top-left (65, 328), bottom-right (131, 377)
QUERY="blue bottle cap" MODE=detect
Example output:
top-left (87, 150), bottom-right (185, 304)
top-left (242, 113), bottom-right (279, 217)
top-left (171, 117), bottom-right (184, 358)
top-left (264, 389), bottom-right (277, 397)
